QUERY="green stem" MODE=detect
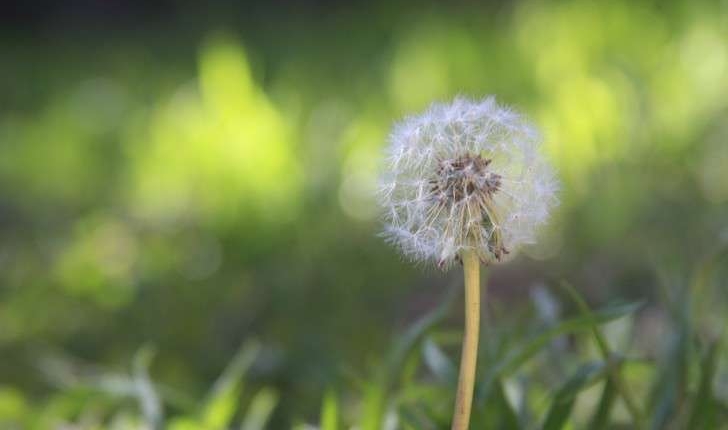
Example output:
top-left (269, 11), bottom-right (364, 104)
top-left (451, 250), bottom-right (485, 430)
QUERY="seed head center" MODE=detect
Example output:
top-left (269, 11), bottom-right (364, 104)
top-left (429, 153), bottom-right (508, 264)
top-left (430, 153), bottom-right (501, 206)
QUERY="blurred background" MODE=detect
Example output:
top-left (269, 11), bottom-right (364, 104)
top-left (1, 0), bottom-right (728, 428)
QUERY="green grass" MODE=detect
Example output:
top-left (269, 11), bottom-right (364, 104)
top-left (3, 251), bottom-right (727, 430)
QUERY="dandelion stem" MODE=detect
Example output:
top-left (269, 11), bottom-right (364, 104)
top-left (451, 249), bottom-right (483, 430)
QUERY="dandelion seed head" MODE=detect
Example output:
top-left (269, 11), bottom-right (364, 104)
top-left (378, 96), bottom-right (559, 269)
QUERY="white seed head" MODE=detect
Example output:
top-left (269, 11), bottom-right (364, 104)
top-left (378, 96), bottom-right (558, 269)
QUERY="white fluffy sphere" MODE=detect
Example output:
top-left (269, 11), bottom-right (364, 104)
top-left (379, 96), bottom-right (558, 268)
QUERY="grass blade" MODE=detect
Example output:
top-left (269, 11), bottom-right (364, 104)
top-left (543, 361), bottom-right (609, 430)
top-left (487, 300), bottom-right (643, 381)
top-left (686, 340), bottom-right (720, 430)
top-left (240, 388), bottom-right (278, 430)
top-left (422, 337), bottom-right (456, 384)
top-left (361, 284), bottom-right (459, 430)
top-left (132, 347), bottom-right (163, 430)
top-left (589, 379), bottom-right (616, 430)
top-left (320, 388), bottom-right (339, 430)
top-left (398, 403), bottom-right (438, 430)
top-left (202, 341), bottom-right (260, 428)
top-left (360, 382), bottom-right (386, 430)
top-left (385, 283), bottom-right (460, 378)
top-left (648, 287), bottom-right (690, 430)
top-left (560, 282), bottom-right (646, 429)
top-left (492, 379), bottom-right (520, 430)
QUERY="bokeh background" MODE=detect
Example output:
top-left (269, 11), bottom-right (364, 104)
top-left (1, 0), bottom-right (728, 428)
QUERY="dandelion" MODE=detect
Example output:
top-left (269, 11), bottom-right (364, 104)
top-left (380, 96), bottom-right (557, 268)
top-left (378, 96), bottom-right (558, 430)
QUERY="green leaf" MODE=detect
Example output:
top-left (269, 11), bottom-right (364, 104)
top-left (422, 337), bottom-right (456, 384)
top-left (560, 282), bottom-right (646, 429)
top-left (132, 346), bottom-right (163, 430)
top-left (648, 298), bottom-right (690, 430)
top-left (202, 342), bottom-right (260, 429)
top-left (543, 361), bottom-right (609, 430)
top-left (0, 387), bottom-right (28, 421)
top-left (487, 301), bottom-right (643, 381)
top-left (240, 388), bottom-right (278, 430)
top-left (589, 379), bottom-right (616, 430)
top-left (385, 284), bottom-right (460, 378)
top-left (320, 388), bottom-right (339, 430)
top-left (361, 284), bottom-right (459, 430)
top-left (398, 403), bottom-right (438, 430)
top-left (686, 340), bottom-right (720, 430)
top-left (492, 379), bottom-right (520, 430)
top-left (167, 417), bottom-right (202, 430)
top-left (360, 382), bottom-right (386, 430)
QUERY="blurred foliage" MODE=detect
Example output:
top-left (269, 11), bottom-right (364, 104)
top-left (1, 0), bottom-right (728, 428)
